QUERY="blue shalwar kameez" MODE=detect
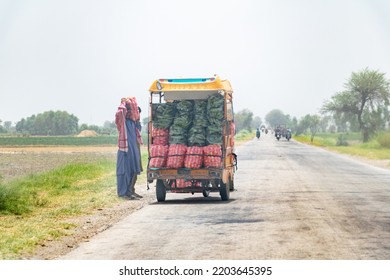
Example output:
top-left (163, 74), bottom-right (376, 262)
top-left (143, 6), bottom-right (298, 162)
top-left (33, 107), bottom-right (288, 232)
top-left (116, 119), bottom-right (141, 197)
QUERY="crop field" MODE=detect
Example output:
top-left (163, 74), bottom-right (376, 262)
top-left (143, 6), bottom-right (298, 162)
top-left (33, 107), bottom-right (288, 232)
top-left (0, 137), bottom-right (150, 259)
top-left (0, 135), bottom-right (118, 146)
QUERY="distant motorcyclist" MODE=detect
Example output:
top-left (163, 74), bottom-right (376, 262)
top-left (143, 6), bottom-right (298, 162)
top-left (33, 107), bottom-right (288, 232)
top-left (275, 127), bottom-right (281, 141)
top-left (256, 128), bottom-right (260, 139)
top-left (285, 128), bottom-right (292, 141)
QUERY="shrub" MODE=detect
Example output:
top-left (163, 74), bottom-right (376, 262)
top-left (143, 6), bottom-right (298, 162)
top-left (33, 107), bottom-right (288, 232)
top-left (235, 129), bottom-right (252, 141)
top-left (377, 133), bottom-right (390, 148)
top-left (0, 183), bottom-right (33, 215)
top-left (336, 134), bottom-right (349, 146)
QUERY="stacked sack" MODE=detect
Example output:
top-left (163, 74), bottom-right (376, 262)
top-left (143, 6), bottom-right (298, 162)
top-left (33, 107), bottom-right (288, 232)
top-left (152, 103), bottom-right (175, 129)
top-left (184, 146), bottom-right (203, 169)
top-left (150, 103), bottom-right (174, 168)
top-left (203, 144), bottom-right (222, 168)
top-left (188, 100), bottom-right (208, 146)
top-left (166, 144), bottom-right (187, 168)
top-left (152, 127), bottom-right (169, 145)
top-left (149, 93), bottom-right (226, 169)
top-left (169, 100), bottom-right (193, 145)
top-left (206, 94), bottom-right (224, 145)
top-left (149, 144), bottom-right (168, 168)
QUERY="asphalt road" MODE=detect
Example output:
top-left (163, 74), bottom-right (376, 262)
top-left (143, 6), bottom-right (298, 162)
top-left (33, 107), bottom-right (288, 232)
top-left (60, 133), bottom-right (390, 260)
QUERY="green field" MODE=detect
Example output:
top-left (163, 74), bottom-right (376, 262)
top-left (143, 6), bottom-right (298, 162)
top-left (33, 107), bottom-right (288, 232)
top-left (0, 135), bottom-right (118, 146)
top-left (0, 145), bottom-right (149, 259)
top-left (294, 132), bottom-right (390, 163)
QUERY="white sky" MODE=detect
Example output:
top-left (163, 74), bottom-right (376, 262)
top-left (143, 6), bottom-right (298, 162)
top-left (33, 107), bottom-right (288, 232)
top-left (1, 0), bottom-right (390, 126)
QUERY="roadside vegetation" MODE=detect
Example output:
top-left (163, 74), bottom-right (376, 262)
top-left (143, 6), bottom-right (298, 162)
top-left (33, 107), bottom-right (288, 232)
top-left (0, 135), bottom-right (117, 146)
top-left (294, 132), bottom-right (390, 164)
top-left (234, 129), bottom-right (255, 144)
top-left (0, 146), bottom-right (148, 260)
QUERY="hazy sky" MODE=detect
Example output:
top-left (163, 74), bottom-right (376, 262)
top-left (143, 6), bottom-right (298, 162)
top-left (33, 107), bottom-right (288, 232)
top-left (1, 0), bottom-right (390, 126)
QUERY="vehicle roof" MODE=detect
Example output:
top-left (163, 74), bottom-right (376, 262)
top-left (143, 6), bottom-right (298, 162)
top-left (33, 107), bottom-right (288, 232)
top-left (148, 75), bottom-right (233, 93)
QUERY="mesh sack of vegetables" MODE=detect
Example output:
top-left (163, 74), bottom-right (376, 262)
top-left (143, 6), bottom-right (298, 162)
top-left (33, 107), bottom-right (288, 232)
top-left (207, 94), bottom-right (224, 126)
top-left (184, 146), bottom-right (203, 169)
top-left (169, 124), bottom-right (188, 144)
top-left (152, 127), bottom-right (169, 137)
top-left (206, 125), bottom-right (223, 145)
top-left (176, 100), bottom-right (194, 115)
top-left (187, 100), bottom-right (208, 146)
top-left (149, 144), bottom-right (168, 168)
top-left (166, 144), bottom-right (187, 168)
top-left (152, 127), bottom-right (169, 145)
top-left (171, 114), bottom-right (192, 128)
top-left (192, 100), bottom-right (208, 127)
top-left (203, 144), bottom-right (222, 168)
top-left (176, 179), bottom-right (192, 188)
top-left (172, 100), bottom-right (193, 129)
top-left (169, 134), bottom-right (187, 145)
top-left (169, 100), bottom-right (193, 145)
top-left (188, 126), bottom-right (206, 146)
top-left (152, 103), bottom-right (176, 129)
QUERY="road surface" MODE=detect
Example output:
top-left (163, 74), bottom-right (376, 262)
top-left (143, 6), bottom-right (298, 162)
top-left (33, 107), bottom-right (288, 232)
top-left (60, 133), bottom-right (390, 259)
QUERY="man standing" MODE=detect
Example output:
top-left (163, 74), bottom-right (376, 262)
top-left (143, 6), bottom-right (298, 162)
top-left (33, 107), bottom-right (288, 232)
top-left (115, 97), bottom-right (142, 200)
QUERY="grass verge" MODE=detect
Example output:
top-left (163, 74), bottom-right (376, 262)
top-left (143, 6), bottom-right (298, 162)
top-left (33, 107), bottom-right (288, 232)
top-left (0, 146), bottom-right (149, 260)
top-left (0, 160), bottom-right (118, 259)
top-left (294, 133), bottom-right (390, 164)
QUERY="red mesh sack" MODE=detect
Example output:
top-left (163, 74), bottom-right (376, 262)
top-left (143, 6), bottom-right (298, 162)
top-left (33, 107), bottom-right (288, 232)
top-left (204, 156), bottom-right (222, 168)
top-left (153, 136), bottom-right (169, 145)
top-left (166, 144), bottom-right (187, 168)
top-left (149, 145), bottom-right (168, 168)
top-left (176, 179), bottom-right (191, 188)
top-left (203, 144), bottom-right (222, 168)
top-left (149, 157), bottom-right (166, 168)
top-left (152, 127), bottom-right (169, 137)
top-left (203, 144), bottom-right (222, 156)
top-left (184, 146), bottom-right (203, 169)
top-left (152, 126), bottom-right (169, 145)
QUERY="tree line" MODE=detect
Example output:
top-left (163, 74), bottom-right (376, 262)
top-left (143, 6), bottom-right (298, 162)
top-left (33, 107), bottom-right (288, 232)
top-left (235, 68), bottom-right (390, 143)
top-left (1, 68), bottom-right (389, 140)
top-left (0, 111), bottom-right (117, 136)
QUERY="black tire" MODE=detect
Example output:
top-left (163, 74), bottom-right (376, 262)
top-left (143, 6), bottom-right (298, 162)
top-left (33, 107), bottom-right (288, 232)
top-left (156, 179), bottom-right (166, 202)
top-left (220, 178), bottom-right (231, 201)
top-left (202, 190), bottom-right (210, 197)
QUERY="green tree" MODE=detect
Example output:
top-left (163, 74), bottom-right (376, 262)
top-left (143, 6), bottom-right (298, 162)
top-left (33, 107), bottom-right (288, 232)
top-left (16, 111), bottom-right (79, 135)
top-left (265, 109), bottom-right (289, 128)
top-left (235, 109), bottom-right (254, 132)
top-left (297, 114), bottom-right (321, 142)
top-left (322, 68), bottom-right (390, 142)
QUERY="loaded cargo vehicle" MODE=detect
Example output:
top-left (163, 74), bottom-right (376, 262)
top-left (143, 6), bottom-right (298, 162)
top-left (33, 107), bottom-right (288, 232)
top-left (147, 75), bottom-right (237, 202)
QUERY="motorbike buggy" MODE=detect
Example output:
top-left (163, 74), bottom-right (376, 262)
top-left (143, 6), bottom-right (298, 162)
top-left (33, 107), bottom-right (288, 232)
top-left (147, 76), bottom-right (237, 202)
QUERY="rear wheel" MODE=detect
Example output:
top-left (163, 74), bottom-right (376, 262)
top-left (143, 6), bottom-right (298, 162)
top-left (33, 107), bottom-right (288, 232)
top-left (202, 190), bottom-right (210, 197)
top-left (156, 179), bottom-right (166, 202)
top-left (220, 178), bottom-right (231, 201)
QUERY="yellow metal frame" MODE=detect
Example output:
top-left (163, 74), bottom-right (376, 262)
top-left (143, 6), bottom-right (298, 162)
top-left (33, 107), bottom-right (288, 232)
top-left (148, 75), bottom-right (233, 92)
